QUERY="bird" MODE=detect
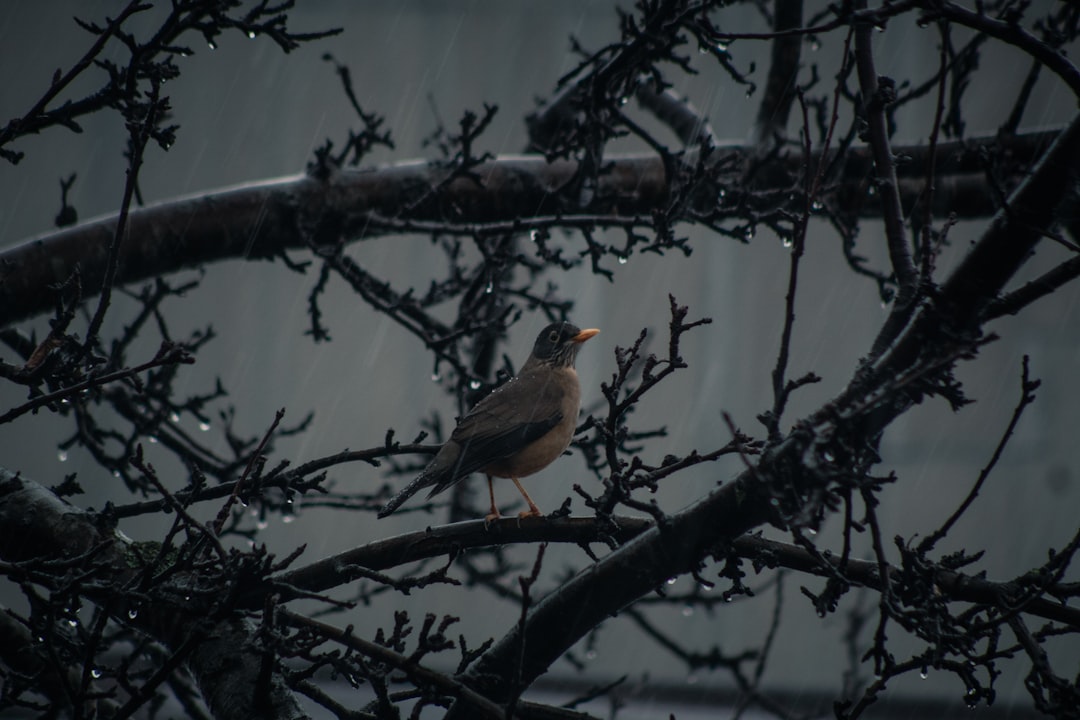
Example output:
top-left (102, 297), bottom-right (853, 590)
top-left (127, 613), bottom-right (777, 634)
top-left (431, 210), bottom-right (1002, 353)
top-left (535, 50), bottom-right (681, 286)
top-left (378, 322), bottom-right (599, 521)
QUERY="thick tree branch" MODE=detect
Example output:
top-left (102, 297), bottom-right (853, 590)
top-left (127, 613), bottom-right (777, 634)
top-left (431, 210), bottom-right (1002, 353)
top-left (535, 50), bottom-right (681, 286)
top-left (260, 516), bottom-right (1080, 629)
top-left (1, 130), bottom-right (1061, 328)
top-left (842, 114), bottom-right (1080, 412)
top-left (918, 1), bottom-right (1080, 98)
top-left (754, 0), bottom-right (804, 146)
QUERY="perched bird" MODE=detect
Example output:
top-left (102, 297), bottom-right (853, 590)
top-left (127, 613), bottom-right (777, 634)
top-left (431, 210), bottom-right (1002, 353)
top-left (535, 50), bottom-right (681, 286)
top-left (378, 322), bottom-right (599, 521)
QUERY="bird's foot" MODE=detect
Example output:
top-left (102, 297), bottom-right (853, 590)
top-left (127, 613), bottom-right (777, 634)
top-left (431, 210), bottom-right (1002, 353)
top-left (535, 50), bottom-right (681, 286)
top-left (484, 511), bottom-right (502, 528)
top-left (517, 508), bottom-right (542, 519)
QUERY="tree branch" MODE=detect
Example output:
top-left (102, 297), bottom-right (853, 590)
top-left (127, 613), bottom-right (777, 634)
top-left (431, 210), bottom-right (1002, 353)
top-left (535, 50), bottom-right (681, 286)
top-left (1, 129), bottom-right (1063, 328)
top-left (853, 5), bottom-right (919, 360)
top-left (754, 0), bottom-right (804, 146)
top-left (0, 470), bottom-right (307, 720)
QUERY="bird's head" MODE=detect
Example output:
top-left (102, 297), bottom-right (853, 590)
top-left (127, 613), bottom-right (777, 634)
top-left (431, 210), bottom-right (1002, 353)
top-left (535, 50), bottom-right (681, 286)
top-left (530, 322), bottom-right (600, 368)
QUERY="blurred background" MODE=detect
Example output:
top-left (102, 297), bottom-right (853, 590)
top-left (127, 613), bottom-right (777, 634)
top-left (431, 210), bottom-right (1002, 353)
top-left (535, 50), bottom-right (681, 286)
top-left (1, 2), bottom-right (1077, 717)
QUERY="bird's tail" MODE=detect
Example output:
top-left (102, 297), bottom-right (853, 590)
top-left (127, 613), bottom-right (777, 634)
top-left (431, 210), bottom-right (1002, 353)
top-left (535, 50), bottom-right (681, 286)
top-left (377, 469), bottom-right (436, 518)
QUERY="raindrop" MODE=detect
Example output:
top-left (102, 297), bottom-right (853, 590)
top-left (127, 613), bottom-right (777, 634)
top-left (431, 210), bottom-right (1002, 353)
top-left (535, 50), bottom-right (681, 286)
top-left (920, 669), bottom-right (929, 679)
top-left (256, 519), bottom-right (269, 531)
top-left (529, 229), bottom-right (539, 242)
top-left (198, 421), bottom-right (211, 432)
top-left (58, 450), bottom-right (68, 462)
top-left (682, 605), bottom-right (694, 617)
top-left (769, 497), bottom-right (779, 507)
top-left (617, 96), bottom-right (629, 106)
top-left (484, 282), bottom-right (494, 294)
top-left (811, 200), bottom-right (824, 212)
top-left (90, 667), bottom-right (102, 679)
top-left (810, 38), bottom-right (821, 51)
top-left (208, 40), bottom-right (217, 50)
top-left (127, 608), bottom-right (138, 620)
top-left (867, 185), bottom-right (876, 197)
top-left (717, 188), bottom-right (726, 201)
top-left (807, 528), bottom-right (818, 536)
top-left (112, 470), bottom-right (121, 478)
top-left (148, 436), bottom-right (158, 444)
top-left (666, 577), bottom-right (678, 586)
top-left (823, 449), bottom-right (835, 462)
top-left (469, 380), bottom-right (482, 390)
top-left (617, 256), bottom-right (628, 265)
top-left (743, 226), bottom-right (756, 241)
top-left (698, 45), bottom-right (709, 54)
top-left (246, 30), bottom-right (256, 39)
top-left (781, 236), bottom-right (793, 248)
top-left (282, 515), bottom-right (295, 524)
top-left (716, 41), bottom-right (728, 52)
top-left (170, 412), bottom-right (180, 423)
top-left (431, 372), bottom-right (441, 382)
top-left (60, 398), bottom-right (70, 405)
top-left (816, 608), bottom-right (826, 618)
top-left (66, 619), bottom-right (78, 628)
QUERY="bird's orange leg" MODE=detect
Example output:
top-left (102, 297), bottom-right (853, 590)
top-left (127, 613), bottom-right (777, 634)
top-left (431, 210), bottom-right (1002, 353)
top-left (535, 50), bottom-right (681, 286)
top-left (484, 475), bottom-right (502, 525)
top-left (512, 477), bottom-right (543, 518)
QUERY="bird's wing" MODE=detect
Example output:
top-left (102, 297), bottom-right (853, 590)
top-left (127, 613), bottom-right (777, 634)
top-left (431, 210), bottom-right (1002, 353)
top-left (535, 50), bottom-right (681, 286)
top-left (442, 375), bottom-right (565, 481)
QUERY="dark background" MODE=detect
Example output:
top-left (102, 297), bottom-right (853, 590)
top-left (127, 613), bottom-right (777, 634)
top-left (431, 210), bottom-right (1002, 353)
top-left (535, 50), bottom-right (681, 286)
top-left (1, 1), bottom-right (1077, 715)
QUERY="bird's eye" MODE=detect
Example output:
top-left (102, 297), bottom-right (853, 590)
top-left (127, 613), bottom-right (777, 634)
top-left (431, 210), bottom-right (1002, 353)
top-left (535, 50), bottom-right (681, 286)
top-left (548, 330), bottom-right (559, 343)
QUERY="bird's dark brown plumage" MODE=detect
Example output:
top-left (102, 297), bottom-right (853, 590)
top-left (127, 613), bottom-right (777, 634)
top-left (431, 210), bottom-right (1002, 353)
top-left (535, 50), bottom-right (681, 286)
top-left (378, 322), bottom-right (598, 520)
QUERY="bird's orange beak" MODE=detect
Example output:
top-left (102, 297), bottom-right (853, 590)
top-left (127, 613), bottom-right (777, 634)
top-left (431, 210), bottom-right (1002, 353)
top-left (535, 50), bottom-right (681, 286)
top-left (572, 328), bottom-right (600, 343)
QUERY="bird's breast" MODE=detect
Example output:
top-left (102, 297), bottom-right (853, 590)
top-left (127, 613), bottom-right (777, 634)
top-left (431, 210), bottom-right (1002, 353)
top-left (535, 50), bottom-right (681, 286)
top-left (484, 367), bottom-right (581, 479)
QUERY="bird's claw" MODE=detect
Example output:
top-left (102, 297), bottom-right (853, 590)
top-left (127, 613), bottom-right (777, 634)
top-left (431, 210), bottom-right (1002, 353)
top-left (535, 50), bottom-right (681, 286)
top-left (517, 509), bottom-right (542, 519)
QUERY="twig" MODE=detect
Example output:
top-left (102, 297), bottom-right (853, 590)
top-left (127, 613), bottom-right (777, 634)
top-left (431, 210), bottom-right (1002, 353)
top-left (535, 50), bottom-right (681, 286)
top-left (918, 356), bottom-right (1040, 553)
top-left (279, 610), bottom-right (506, 719)
top-left (81, 75), bottom-right (165, 361)
top-left (211, 408), bottom-right (286, 536)
top-left (510, 543), bottom-right (547, 716)
top-left (0, 342), bottom-right (192, 425)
